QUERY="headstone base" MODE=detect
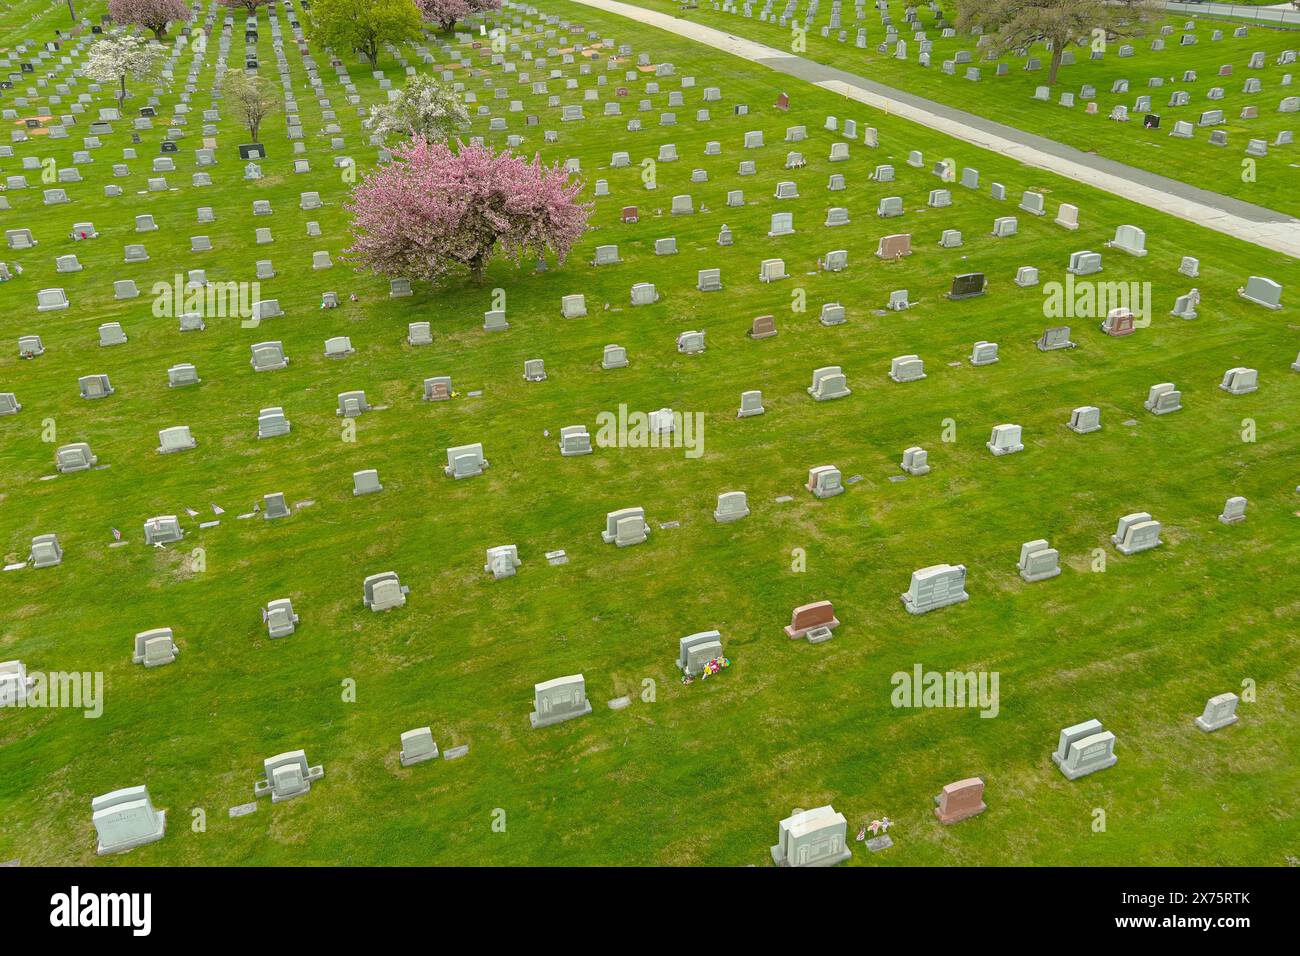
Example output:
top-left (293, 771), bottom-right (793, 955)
top-left (530, 701), bottom-right (593, 729)
top-left (811, 485), bottom-right (844, 499)
top-left (1115, 538), bottom-right (1161, 555)
top-left (1195, 712), bottom-right (1238, 732)
top-left (1051, 752), bottom-right (1117, 780)
top-left (97, 810), bottom-right (166, 856)
top-left (770, 843), bottom-right (852, 867)
top-left (400, 746), bottom-right (440, 767)
top-left (900, 591), bottom-right (969, 615)
top-left (1019, 566), bottom-right (1061, 583)
top-left (785, 617), bottom-right (840, 639)
top-left (934, 796), bottom-right (986, 825)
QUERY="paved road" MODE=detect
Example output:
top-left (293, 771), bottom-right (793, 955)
top-left (567, 0), bottom-right (1300, 258)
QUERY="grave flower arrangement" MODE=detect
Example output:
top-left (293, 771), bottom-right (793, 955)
top-left (700, 656), bottom-right (731, 679)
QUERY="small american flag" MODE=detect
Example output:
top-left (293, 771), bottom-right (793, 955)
top-left (111, 528), bottom-right (121, 541)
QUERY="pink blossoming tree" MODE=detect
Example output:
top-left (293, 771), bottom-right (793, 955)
top-left (345, 139), bottom-right (591, 286)
top-left (417, 0), bottom-right (501, 32)
top-left (217, 0), bottom-right (272, 14)
top-left (108, 0), bottom-right (193, 41)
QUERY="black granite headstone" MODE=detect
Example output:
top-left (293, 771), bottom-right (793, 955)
top-left (946, 272), bottom-right (987, 301)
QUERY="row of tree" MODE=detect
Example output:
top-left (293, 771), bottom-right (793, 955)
top-left (83, 61), bottom-right (582, 289)
top-left (310, 0), bottom-right (501, 66)
top-left (104, 0), bottom-right (500, 58)
top-left (100, 0), bottom-right (1168, 87)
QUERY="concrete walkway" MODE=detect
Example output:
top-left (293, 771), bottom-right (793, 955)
top-left (568, 0), bottom-right (1300, 258)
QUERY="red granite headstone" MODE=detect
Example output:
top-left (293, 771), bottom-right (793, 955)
top-left (749, 315), bottom-right (777, 339)
top-left (876, 233), bottom-right (913, 259)
top-left (1102, 309), bottom-right (1135, 337)
top-left (934, 777), bottom-right (986, 824)
top-left (784, 601), bottom-right (839, 639)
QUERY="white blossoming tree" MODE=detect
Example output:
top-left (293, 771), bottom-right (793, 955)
top-left (366, 75), bottom-right (469, 145)
top-left (84, 34), bottom-right (163, 108)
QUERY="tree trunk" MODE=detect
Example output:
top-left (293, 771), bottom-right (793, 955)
top-left (468, 246), bottom-right (494, 281)
top-left (249, 119), bottom-right (261, 142)
top-left (118, 74), bottom-right (127, 107)
top-left (1048, 45), bottom-right (1064, 85)
top-left (66, 0), bottom-right (76, 21)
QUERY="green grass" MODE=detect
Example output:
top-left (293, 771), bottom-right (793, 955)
top-left (0, 0), bottom-right (1298, 866)
top-left (0, 0), bottom-right (105, 51)
top-left (629, 0), bottom-right (1300, 216)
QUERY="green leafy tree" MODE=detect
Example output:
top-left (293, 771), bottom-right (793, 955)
top-left (308, 0), bottom-right (424, 66)
top-left (953, 0), bottom-right (1157, 85)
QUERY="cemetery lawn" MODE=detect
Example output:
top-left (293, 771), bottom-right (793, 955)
top-left (0, 0), bottom-right (109, 50)
top-left (626, 0), bottom-right (1300, 218)
top-left (1, 0), bottom-right (1298, 866)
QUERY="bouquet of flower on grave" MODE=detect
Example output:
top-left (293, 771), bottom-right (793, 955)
top-left (700, 657), bottom-right (731, 679)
